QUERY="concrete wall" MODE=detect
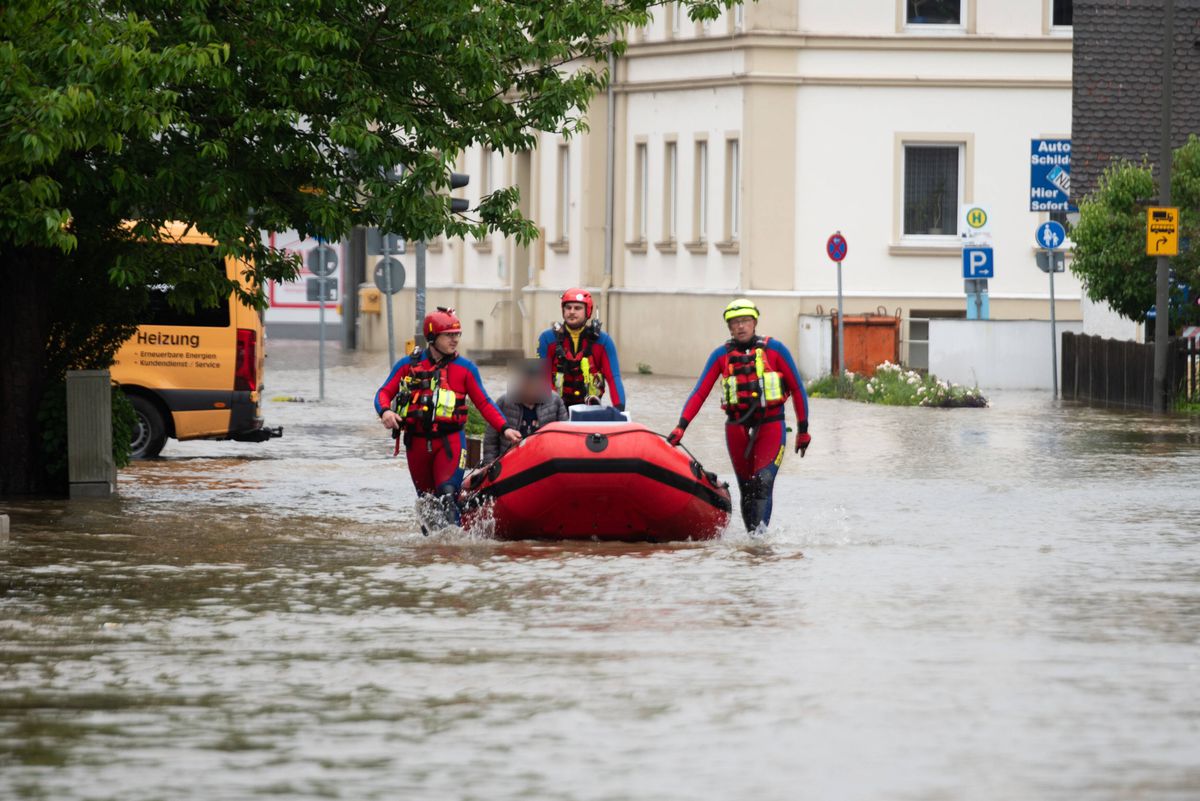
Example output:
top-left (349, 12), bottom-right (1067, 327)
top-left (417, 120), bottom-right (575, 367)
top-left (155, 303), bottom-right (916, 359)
top-left (1081, 294), bottom-right (1141, 342)
top-left (929, 318), bottom-right (1084, 390)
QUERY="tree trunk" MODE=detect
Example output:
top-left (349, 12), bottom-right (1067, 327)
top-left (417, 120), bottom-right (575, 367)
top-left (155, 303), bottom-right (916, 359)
top-left (0, 246), bottom-right (58, 496)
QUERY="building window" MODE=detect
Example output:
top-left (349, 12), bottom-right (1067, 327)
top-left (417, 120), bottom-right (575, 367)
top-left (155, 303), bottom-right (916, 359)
top-left (724, 138), bottom-right (740, 241)
top-left (662, 140), bottom-right (677, 242)
top-left (633, 142), bottom-right (648, 242)
top-left (693, 140), bottom-right (708, 242)
top-left (670, 2), bottom-right (681, 37)
top-left (902, 144), bottom-right (961, 237)
top-left (1052, 0), bottom-right (1072, 27)
top-left (733, 4), bottom-right (745, 31)
top-left (556, 144), bottom-right (570, 242)
top-left (906, 0), bottom-right (962, 25)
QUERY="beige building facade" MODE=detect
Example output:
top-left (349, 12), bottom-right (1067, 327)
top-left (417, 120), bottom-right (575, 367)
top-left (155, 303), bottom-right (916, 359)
top-left (360, 0), bottom-right (1079, 377)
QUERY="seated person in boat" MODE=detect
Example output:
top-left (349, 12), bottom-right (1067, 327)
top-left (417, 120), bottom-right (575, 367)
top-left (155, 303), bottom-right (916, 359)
top-left (374, 307), bottom-right (520, 523)
top-left (667, 298), bottom-right (812, 534)
top-left (483, 359), bottom-right (568, 463)
top-left (536, 287), bottom-right (626, 411)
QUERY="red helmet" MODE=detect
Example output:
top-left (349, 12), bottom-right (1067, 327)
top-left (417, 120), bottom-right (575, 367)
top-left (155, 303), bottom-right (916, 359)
top-left (561, 288), bottom-right (594, 319)
top-left (424, 306), bottom-right (462, 340)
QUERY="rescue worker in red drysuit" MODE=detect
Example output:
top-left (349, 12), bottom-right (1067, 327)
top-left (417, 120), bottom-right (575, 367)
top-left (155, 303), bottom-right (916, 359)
top-left (667, 298), bottom-right (811, 533)
top-left (375, 307), bottom-right (520, 524)
top-left (536, 288), bottom-right (626, 410)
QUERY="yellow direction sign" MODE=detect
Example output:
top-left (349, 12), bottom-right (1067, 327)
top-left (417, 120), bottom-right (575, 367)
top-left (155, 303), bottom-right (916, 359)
top-left (1146, 206), bottom-right (1179, 256)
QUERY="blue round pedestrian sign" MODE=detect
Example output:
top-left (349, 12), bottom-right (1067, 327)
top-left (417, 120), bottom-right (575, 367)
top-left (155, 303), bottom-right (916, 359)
top-left (1035, 220), bottom-right (1067, 250)
top-left (826, 232), bottom-right (848, 262)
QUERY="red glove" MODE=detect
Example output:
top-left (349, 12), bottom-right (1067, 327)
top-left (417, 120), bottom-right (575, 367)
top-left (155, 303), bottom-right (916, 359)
top-left (795, 432), bottom-right (811, 457)
top-left (667, 427), bottom-right (685, 446)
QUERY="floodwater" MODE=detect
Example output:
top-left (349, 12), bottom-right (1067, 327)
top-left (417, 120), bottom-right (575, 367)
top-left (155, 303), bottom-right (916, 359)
top-left (2, 339), bottom-right (1199, 801)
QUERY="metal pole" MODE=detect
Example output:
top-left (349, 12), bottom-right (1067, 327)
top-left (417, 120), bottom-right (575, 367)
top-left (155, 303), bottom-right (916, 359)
top-left (836, 260), bottom-right (845, 377)
top-left (382, 234), bottom-right (396, 365)
top-left (603, 49), bottom-right (615, 282)
top-left (1153, 0), bottom-right (1175, 412)
top-left (415, 239), bottom-right (427, 346)
top-left (318, 275), bottom-right (326, 401)
top-left (1048, 251), bottom-right (1058, 398)
top-left (343, 227), bottom-right (364, 350)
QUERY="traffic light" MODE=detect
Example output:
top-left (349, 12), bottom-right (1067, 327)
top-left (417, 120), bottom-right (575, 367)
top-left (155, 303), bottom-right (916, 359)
top-left (449, 172), bottom-right (469, 213)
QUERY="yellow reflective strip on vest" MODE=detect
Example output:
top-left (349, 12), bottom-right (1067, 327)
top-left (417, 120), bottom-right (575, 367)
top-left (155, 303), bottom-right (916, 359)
top-left (754, 347), bottom-right (784, 403)
top-left (434, 386), bottom-right (457, 420)
top-left (581, 357), bottom-right (601, 398)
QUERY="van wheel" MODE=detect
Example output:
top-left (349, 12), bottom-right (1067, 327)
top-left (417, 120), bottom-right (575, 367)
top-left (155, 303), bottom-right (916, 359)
top-left (129, 395), bottom-right (168, 459)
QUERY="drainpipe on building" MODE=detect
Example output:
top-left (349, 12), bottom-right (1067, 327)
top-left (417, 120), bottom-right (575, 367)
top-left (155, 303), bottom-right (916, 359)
top-left (602, 48), bottom-right (616, 325)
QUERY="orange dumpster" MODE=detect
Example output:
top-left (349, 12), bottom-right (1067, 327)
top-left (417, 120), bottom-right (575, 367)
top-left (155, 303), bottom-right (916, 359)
top-left (831, 310), bottom-right (902, 376)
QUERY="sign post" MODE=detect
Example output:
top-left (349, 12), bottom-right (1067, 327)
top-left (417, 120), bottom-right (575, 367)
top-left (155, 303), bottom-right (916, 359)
top-left (960, 204), bottom-right (993, 320)
top-left (1034, 221), bottom-right (1067, 398)
top-left (369, 230), bottom-right (406, 365)
top-left (826, 232), bottom-right (848, 378)
top-left (415, 240), bottom-right (427, 347)
top-left (962, 247), bottom-right (994, 320)
top-left (308, 243), bottom-right (339, 401)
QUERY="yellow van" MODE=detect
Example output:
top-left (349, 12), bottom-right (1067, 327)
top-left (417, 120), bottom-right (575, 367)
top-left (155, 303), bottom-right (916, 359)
top-left (110, 225), bottom-right (282, 457)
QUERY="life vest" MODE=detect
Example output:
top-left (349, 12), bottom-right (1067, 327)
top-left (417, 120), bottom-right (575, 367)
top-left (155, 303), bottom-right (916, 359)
top-left (720, 337), bottom-right (785, 422)
top-left (551, 321), bottom-right (605, 405)
top-left (392, 351), bottom-right (468, 434)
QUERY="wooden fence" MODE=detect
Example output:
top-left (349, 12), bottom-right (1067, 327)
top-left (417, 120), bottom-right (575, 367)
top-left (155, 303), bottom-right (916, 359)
top-left (1061, 332), bottom-right (1195, 410)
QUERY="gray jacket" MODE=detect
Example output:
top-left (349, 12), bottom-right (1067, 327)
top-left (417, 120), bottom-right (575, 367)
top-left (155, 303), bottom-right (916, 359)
top-left (482, 391), bottom-right (568, 462)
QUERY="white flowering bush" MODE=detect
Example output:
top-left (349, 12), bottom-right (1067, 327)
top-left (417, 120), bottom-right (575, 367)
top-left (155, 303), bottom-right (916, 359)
top-left (807, 362), bottom-right (988, 408)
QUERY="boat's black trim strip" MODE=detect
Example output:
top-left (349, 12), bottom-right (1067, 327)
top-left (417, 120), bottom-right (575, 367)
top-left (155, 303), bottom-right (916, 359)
top-left (476, 457), bottom-right (732, 512)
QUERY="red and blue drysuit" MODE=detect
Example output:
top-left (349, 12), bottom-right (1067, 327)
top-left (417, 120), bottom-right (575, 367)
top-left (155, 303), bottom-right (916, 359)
top-left (374, 350), bottom-right (511, 520)
top-left (674, 336), bottom-right (809, 532)
top-left (537, 324), bottom-right (626, 410)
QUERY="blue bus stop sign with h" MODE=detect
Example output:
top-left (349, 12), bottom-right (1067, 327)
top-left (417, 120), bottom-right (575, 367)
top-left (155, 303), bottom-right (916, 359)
top-left (962, 247), bottom-right (994, 278)
top-left (1035, 220), bottom-right (1067, 250)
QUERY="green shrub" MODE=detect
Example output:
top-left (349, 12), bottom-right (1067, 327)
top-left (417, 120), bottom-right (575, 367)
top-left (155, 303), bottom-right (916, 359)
top-left (465, 403), bottom-right (486, 437)
top-left (637, 362), bottom-right (653, 374)
top-left (807, 362), bottom-right (988, 408)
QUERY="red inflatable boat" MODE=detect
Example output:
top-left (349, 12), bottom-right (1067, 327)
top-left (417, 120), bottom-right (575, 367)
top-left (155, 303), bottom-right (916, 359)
top-left (461, 422), bottom-right (731, 542)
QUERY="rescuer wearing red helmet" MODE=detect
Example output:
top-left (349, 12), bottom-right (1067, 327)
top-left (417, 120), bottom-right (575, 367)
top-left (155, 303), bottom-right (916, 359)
top-left (375, 307), bottom-right (520, 526)
top-left (667, 298), bottom-right (811, 534)
top-left (536, 288), bottom-right (626, 410)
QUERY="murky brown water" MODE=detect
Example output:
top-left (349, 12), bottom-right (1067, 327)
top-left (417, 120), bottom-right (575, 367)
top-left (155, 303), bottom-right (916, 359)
top-left (3, 340), bottom-right (1199, 800)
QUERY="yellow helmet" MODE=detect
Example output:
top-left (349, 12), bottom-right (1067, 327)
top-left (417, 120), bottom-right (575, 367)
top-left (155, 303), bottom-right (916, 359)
top-left (723, 298), bottom-right (760, 322)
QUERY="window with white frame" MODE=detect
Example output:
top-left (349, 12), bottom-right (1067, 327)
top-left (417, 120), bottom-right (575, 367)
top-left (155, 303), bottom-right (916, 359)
top-left (733, 4), bottom-right (744, 31)
top-left (902, 144), bottom-right (962, 237)
top-left (694, 139), bottom-right (708, 242)
top-left (556, 144), bottom-right (570, 242)
top-left (906, 0), bottom-right (962, 26)
top-left (1052, 0), bottom-right (1073, 27)
top-left (663, 140), bottom-right (677, 242)
top-left (670, 2), bottom-right (681, 37)
top-left (725, 138), bottom-right (740, 241)
top-left (633, 142), bottom-right (648, 242)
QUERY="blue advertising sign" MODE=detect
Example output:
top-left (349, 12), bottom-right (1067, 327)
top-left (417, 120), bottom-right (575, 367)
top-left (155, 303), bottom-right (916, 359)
top-left (962, 247), bottom-right (994, 278)
top-left (1030, 138), bottom-right (1075, 213)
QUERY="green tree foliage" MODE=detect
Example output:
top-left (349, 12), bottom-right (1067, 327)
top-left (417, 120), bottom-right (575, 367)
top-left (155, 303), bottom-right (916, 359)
top-left (1071, 136), bottom-right (1200, 325)
top-left (0, 0), bottom-right (736, 493)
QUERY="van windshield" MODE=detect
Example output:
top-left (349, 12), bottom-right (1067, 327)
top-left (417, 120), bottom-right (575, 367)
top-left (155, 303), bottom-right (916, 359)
top-left (139, 245), bottom-right (231, 327)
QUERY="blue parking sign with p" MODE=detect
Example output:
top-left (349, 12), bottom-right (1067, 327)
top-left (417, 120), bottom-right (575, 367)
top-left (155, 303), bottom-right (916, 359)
top-left (962, 247), bottom-right (994, 278)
